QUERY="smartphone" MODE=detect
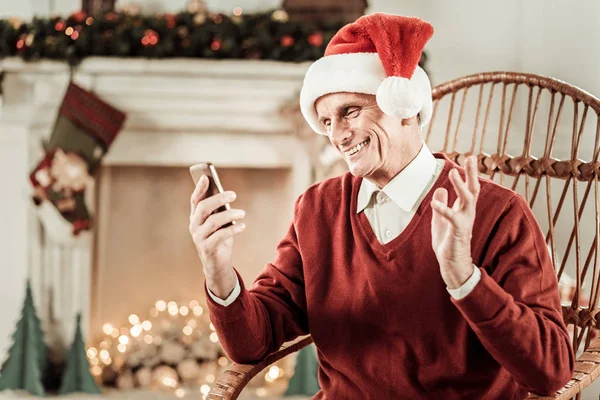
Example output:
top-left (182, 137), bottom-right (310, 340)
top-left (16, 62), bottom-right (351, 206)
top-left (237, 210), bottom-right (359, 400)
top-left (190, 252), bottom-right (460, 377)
top-left (189, 162), bottom-right (234, 227)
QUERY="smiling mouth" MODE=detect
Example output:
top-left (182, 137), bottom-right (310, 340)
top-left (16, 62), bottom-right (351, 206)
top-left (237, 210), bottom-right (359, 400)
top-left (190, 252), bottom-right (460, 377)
top-left (344, 139), bottom-right (370, 157)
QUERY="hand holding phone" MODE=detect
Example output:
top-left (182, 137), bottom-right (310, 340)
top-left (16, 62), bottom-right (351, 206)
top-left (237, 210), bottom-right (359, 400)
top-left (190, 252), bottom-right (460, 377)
top-left (188, 162), bottom-right (245, 299)
top-left (189, 162), bottom-right (234, 227)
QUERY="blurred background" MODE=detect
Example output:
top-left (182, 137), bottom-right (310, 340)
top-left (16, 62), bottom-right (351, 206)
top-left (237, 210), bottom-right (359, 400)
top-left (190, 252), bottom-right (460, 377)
top-left (0, 0), bottom-right (599, 398)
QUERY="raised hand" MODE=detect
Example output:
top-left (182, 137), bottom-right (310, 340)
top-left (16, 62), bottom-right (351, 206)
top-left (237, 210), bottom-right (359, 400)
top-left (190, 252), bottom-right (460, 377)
top-left (430, 156), bottom-right (480, 289)
top-left (189, 175), bottom-right (246, 298)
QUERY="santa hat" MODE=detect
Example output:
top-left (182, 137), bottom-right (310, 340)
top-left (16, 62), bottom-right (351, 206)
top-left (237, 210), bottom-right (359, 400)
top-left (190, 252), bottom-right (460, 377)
top-left (300, 13), bottom-right (434, 135)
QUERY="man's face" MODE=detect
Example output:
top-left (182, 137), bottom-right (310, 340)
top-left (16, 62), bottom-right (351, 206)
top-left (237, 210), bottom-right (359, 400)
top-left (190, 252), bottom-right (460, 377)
top-left (314, 92), bottom-right (418, 184)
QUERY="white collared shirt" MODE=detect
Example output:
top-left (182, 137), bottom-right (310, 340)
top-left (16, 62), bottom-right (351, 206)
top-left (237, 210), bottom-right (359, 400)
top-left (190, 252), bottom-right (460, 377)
top-left (357, 142), bottom-right (443, 244)
top-left (209, 143), bottom-right (480, 305)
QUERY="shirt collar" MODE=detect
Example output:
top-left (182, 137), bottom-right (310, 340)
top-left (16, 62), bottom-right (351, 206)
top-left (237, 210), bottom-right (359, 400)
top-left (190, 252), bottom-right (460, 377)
top-left (357, 142), bottom-right (438, 213)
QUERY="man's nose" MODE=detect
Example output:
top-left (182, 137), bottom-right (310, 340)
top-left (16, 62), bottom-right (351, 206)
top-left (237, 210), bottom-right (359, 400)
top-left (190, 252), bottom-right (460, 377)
top-left (329, 119), bottom-right (351, 144)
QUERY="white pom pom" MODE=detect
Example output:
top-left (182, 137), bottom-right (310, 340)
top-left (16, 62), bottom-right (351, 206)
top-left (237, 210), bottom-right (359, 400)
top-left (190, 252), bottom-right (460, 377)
top-left (376, 76), bottom-right (423, 119)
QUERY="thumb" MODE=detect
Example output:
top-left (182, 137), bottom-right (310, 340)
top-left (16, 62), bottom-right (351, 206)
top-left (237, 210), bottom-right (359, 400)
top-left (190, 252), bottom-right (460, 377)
top-left (431, 187), bottom-right (447, 233)
top-left (432, 187), bottom-right (448, 208)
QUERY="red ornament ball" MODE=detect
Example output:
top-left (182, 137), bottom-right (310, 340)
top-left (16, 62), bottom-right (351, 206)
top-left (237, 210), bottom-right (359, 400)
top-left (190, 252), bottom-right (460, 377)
top-left (141, 29), bottom-right (159, 47)
top-left (210, 39), bottom-right (221, 51)
top-left (70, 10), bottom-right (86, 23)
top-left (308, 32), bottom-right (323, 47)
top-left (16, 34), bottom-right (30, 50)
top-left (280, 35), bottom-right (294, 47)
top-left (55, 21), bottom-right (66, 31)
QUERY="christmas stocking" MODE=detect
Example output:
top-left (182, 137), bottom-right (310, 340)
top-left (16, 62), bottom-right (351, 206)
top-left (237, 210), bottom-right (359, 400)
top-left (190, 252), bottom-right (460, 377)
top-left (30, 82), bottom-right (126, 244)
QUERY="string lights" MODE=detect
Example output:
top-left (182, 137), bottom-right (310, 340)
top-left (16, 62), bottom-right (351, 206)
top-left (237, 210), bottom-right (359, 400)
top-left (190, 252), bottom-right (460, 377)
top-left (87, 299), bottom-right (289, 398)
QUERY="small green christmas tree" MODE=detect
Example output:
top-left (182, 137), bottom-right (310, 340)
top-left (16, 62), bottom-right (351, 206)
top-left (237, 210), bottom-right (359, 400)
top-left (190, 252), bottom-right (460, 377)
top-left (59, 313), bottom-right (101, 394)
top-left (0, 281), bottom-right (47, 396)
top-left (284, 344), bottom-right (320, 397)
top-left (29, 286), bottom-right (50, 376)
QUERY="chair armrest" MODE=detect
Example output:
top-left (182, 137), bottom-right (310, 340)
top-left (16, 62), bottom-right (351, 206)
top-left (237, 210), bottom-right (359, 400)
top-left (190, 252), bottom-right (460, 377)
top-left (206, 336), bottom-right (314, 400)
top-left (208, 335), bottom-right (600, 399)
top-left (527, 336), bottom-right (600, 399)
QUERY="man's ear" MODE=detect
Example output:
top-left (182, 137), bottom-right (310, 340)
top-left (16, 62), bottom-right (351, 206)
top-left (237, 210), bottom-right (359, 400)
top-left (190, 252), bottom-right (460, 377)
top-left (401, 115), bottom-right (419, 126)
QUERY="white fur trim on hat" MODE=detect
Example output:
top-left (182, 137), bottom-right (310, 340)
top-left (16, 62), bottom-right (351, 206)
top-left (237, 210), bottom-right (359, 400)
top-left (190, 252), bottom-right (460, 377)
top-left (300, 53), bottom-right (432, 135)
top-left (300, 53), bottom-right (385, 135)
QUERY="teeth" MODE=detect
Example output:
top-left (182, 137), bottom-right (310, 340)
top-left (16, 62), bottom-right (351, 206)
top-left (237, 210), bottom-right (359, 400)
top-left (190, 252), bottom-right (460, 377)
top-left (346, 140), bottom-right (370, 156)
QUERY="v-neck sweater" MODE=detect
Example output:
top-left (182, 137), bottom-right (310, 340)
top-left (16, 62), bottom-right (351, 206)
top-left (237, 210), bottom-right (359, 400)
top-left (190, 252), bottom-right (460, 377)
top-left (205, 152), bottom-right (574, 399)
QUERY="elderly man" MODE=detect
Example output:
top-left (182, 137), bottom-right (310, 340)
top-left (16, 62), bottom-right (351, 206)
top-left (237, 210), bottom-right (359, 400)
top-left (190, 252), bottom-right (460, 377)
top-left (188, 13), bottom-right (574, 399)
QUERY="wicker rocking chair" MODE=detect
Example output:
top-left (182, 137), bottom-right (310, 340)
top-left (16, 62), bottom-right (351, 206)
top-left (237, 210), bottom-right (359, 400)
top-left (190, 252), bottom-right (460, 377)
top-left (207, 72), bottom-right (600, 400)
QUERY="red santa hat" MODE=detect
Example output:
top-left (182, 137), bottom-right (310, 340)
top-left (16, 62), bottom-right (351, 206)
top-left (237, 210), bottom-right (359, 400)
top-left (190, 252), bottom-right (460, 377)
top-left (300, 13), bottom-right (434, 135)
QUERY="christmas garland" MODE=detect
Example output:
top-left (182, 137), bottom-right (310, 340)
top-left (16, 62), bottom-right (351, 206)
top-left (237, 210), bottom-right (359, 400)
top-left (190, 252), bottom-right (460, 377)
top-left (0, 10), bottom-right (345, 65)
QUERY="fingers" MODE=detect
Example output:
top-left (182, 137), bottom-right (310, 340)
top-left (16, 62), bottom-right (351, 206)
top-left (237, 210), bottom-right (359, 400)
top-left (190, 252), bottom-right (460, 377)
top-left (431, 195), bottom-right (458, 228)
top-left (448, 168), bottom-right (471, 209)
top-left (432, 187), bottom-right (448, 204)
top-left (466, 156), bottom-right (481, 196)
top-left (204, 221), bottom-right (247, 251)
top-left (196, 208), bottom-right (246, 240)
top-left (448, 156), bottom-right (480, 211)
top-left (431, 188), bottom-right (448, 229)
top-left (190, 175), bottom-right (209, 217)
top-left (431, 188), bottom-right (453, 220)
top-left (190, 190), bottom-right (236, 225)
top-left (432, 156), bottom-right (480, 227)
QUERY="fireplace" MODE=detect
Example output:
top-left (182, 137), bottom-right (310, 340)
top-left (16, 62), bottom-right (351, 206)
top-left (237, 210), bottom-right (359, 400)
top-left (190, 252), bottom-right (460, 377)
top-left (0, 57), bottom-right (335, 354)
top-left (91, 165), bottom-right (296, 343)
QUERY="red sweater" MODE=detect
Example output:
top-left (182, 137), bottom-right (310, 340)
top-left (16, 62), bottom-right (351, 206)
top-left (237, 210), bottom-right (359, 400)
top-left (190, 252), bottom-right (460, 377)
top-left (205, 153), bottom-right (574, 399)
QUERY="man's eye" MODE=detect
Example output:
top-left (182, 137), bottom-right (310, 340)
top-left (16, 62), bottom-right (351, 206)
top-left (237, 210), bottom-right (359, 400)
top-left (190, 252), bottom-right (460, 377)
top-left (323, 120), bottom-right (331, 127)
top-left (346, 108), bottom-right (360, 118)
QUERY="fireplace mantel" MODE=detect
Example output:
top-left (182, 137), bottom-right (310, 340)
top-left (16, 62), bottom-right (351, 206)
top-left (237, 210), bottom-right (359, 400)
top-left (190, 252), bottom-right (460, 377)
top-left (0, 57), bottom-right (326, 358)
top-left (0, 56), bottom-right (313, 167)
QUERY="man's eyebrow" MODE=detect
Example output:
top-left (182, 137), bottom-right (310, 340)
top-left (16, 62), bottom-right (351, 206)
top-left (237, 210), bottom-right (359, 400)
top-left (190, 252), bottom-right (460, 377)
top-left (317, 100), bottom-right (369, 122)
top-left (338, 101), bottom-right (367, 110)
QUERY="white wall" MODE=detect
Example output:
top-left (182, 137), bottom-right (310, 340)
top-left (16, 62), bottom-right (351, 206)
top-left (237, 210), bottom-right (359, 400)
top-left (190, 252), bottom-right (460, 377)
top-left (0, 0), bottom-right (283, 18)
top-left (369, 0), bottom-right (600, 95)
top-left (0, 126), bottom-right (29, 372)
top-left (0, 0), bottom-right (79, 19)
top-left (123, 0), bottom-right (283, 14)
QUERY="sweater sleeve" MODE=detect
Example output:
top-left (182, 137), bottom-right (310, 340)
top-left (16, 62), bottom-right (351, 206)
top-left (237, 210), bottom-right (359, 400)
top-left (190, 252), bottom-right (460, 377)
top-left (452, 194), bottom-right (575, 396)
top-left (204, 196), bottom-right (309, 364)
